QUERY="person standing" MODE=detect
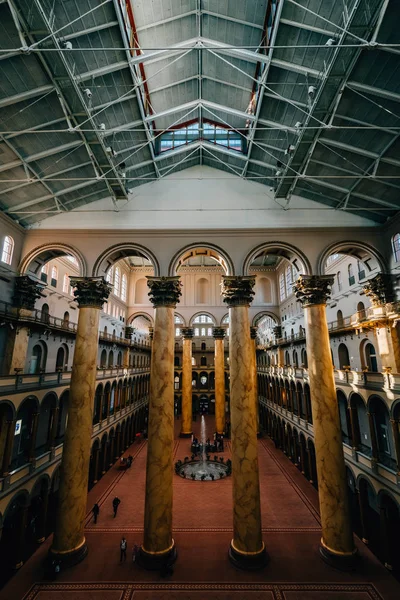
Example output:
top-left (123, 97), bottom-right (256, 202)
top-left (132, 543), bottom-right (139, 563)
top-left (113, 496), bottom-right (121, 518)
top-left (120, 537), bottom-right (127, 562)
top-left (92, 503), bottom-right (100, 524)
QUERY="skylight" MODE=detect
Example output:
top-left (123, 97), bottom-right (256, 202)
top-left (157, 120), bottom-right (245, 155)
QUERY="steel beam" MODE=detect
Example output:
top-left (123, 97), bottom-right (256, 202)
top-left (0, 84), bottom-right (54, 109)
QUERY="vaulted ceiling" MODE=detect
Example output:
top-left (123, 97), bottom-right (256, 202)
top-left (0, 0), bottom-right (399, 227)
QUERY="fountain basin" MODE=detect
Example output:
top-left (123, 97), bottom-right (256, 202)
top-left (175, 458), bottom-right (231, 481)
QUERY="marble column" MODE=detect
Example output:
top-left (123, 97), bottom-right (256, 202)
top-left (5, 276), bottom-right (46, 374)
top-left (50, 277), bottom-right (111, 567)
top-left (294, 275), bottom-right (356, 569)
top-left (250, 327), bottom-right (260, 435)
top-left (221, 276), bottom-right (267, 570)
top-left (180, 328), bottom-right (194, 437)
top-left (138, 276), bottom-right (181, 570)
top-left (213, 327), bottom-right (226, 435)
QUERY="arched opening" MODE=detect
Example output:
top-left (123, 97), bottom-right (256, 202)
top-left (169, 244), bottom-right (234, 276)
top-left (369, 396), bottom-right (395, 469)
top-left (36, 393), bottom-right (57, 454)
top-left (100, 349), bottom-right (107, 368)
top-left (365, 343), bottom-right (378, 372)
top-left (55, 344), bottom-right (69, 371)
top-left (56, 391), bottom-right (69, 444)
top-left (11, 396), bottom-right (39, 469)
top-left (29, 342), bottom-right (47, 374)
top-left (337, 390), bottom-right (351, 445)
top-left (338, 343), bottom-right (350, 369)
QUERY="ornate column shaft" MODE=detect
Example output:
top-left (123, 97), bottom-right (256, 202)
top-left (294, 275), bottom-right (356, 569)
top-left (221, 276), bottom-right (267, 570)
top-left (250, 327), bottom-right (260, 435)
top-left (50, 277), bottom-right (111, 566)
top-left (139, 276), bottom-right (181, 570)
top-left (180, 328), bottom-right (194, 437)
top-left (213, 327), bottom-right (226, 435)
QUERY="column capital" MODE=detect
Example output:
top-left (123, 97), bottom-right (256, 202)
top-left (362, 273), bottom-right (394, 307)
top-left (13, 275), bottom-right (46, 310)
top-left (146, 276), bottom-right (182, 308)
top-left (250, 326), bottom-right (258, 340)
top-left (213, 327), bottom-right (226, 339)
top-left (294, 275), bottom-right (334, 307)
top-left (181, 327), bottom-right (194, 339)
top-left (69, 277), bottom-right (112, 308)
top-left (221, 276), bottom-right (255, 307)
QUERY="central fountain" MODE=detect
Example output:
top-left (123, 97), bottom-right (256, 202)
top-left (175, 416), bottom-right (231, 481)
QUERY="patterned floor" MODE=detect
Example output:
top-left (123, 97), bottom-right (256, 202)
top-left (2, 417), bottom-right (399, 600)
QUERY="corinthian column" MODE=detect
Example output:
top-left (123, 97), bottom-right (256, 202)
top-left (138, 276), bottom-right (181, 570)
top-left (180, 328), bottom-right (194, 437)
top-left (50, 277), bottom-right (111, 566)
top-left (213, 327), bottom-right (226, 435)
top-left (221, 276), bottom-right (268, 570)
top-left (294, 275), bottom-right (356, 569)
top-left (250, 326), bottom-right (260, 435)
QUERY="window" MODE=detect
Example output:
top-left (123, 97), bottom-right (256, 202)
top-left (193, 314), bottom-right (213, 324)
top-left (63, 274), bottom-right (70, 294)
top-left (393, 233), bottom-right (400, 262)
top-left (114, 267), bottom-right (121, 296)
top-left (337, 271), bottom-right (342, 291)
top-left (51, 265), bottom-right (58, 287)
top-left (41, 263), bottom-right (49, 283)
top-left (357, 261), bottom-right (366, 281)
top-left (194, 328), bottom-right (200, 336)
top-left (348, 264), bottom-right (355, 286)
top-left (158, 120), bottom-right (243, 154)
top-left (207, 327), bottom-right (212, 336)
top-left (201, 327), bottom-right (206, 336)
top-left (121, 274), bottom-right (127, 301)
top-left (106, 267), bottom-right (113, 284)
top-left (285, 266), bottom-right (292, 295)
top-left (176, 327), bottom-right (181, 337)
top-left (66, 255), bottom-right (78, 265)
top-left (1, 235), bottom-right (14, 264)
top-left (279, 273), bottom-right (286, 301)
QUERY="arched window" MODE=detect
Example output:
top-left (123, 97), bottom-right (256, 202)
top-left (201, 327), bottom-right (206, 336)
top-left (279, 273), bottom-right (285, 301)
top-left (62, 311), bottom-right (69, 327)
top-left (196, 278), bottom-right (209, 304)
top-left (285, 265), bottom-right (292, 295)
top-left (392, 233), bottom-right (400, 262)
top-left (207, 327), bottom-right (212, 336)
top-left (357, 260), bottom-right (365, 280)
top-left (194, 328), bottom-right (200, 336)
top-left (56, 345), bottom-right (68, 370)
top-left (114, 267), bottom-right (121, 296)
top-left (51, 265), bottom-right (58, 287)
top-left (337, 309), bottom-right (344, 327)
top-left (301, 348), bottom-right (308, 368)
top-left (41, 303), bottom-right (50, 324)
top-left (40, 263), bottom-right (48, 283)
top-left (357, 301), bottom-right (366, 320)
top-left (106, 267), bottom-right (113, 284)
top-left (365, 343), bottom-right (378, 372)
top-left (121, 274), bottom-right (127, 301)
top-left (337, 271), bottom-right (342, 291)
top-left (63, 274), bottom-right (70, 293)
top-left (1, 235), bottom-right (14, 264)
top-left (338, 343), bottom-right (350, 369)
top-left (176, 327), bottom-right (181, 336)
top-left (348, 263), bottom-right (355, 286)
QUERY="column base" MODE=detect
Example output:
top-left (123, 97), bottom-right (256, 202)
top-left (319, 541), bottom-right (358, 571)
top-left (179, 432), bottom-right (192, 438)
top-left (228, 540), bottom-right (269, 571)
top-left (137, 541), bottom-right (177, 571)
top-left (48, 539), bottom-right (88, 569)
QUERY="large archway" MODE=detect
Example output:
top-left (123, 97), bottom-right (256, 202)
top-left (92, 243), bottom-right (160, 277)
top-left (19, 243), bottom-right (86, 278)
top-left (242, 242), bottom-right (312, 276)
top-left (318, 241), bottom-right (386, 276)
top-left (168, 244), bottom-right (235, 276)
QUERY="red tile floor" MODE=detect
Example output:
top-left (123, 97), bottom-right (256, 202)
top-left (1, 416), bottom-right (399, 600)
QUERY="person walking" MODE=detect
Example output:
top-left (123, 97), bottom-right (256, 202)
top-left (132, 543), bottom-right (139, 563)
top-left (120, 537), bottom-right (127, 562)
top-left (113, 496), bottom-right (121, 518)
top-left (92, 502), bottom-right (100, 524)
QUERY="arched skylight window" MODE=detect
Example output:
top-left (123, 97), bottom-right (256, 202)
top-left (279, 273), bottom-right (286, 301)
top-left (114, 267), bottom-right (121, 296)
top-left (193, 314), bottom-right (214, 324)
top-left (1, 235), bottom-right (14, 265)
top-left (121, 273), bottom-right (127, 301)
